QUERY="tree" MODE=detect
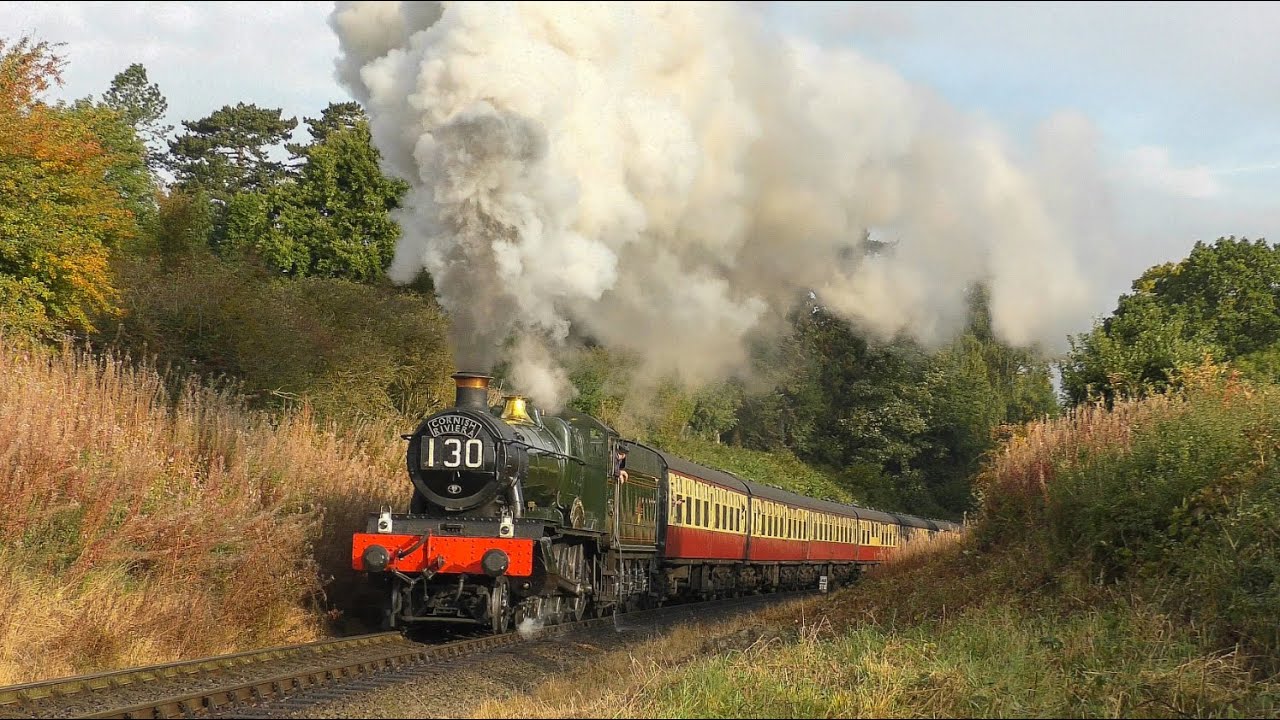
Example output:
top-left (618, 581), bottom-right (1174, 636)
top-left (225, 116), bottom-right (408, 282)
top-left (286, 100), bottom-right (365, 158)
top-left (101, 256), bottom-right (454, 421)
top-left (102, 63), bottom-right (171, 173)
top-left (150, 188), bottom-right (214, 260)
top-left (0, 37), bottom-right (133, 336)
top-left (67, 97), bottom-right (155, 229)
top-left (1141, 237), bottom-right (1280, 357)
top-left (724, 282), bottom-right (1056, 517)
top-left (1061, 236), bottom-right (1275, 404)
top-left (688, 382), bottom-right (742, 443)
top-left (167, 102), bottom-right (297, 201)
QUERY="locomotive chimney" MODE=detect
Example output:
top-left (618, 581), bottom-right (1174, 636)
top-left (452, 372), bottom-right (492, 410)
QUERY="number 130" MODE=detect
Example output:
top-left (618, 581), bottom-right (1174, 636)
top-left (425, 437), bottom-right (484, 468)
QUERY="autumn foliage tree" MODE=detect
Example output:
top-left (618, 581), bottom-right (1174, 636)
top-left (0, 37), bottom-right (135, 336)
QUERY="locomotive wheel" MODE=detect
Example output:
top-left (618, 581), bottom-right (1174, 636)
top-left (568, 544), bottom-right (587, 621)
top-left (489, 577), bottom-right (512, 634)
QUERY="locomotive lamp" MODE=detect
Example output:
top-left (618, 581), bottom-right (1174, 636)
top-left (377, 507), bottom-right (393, 533)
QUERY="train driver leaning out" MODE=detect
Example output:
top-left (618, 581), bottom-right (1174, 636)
top-left (614, 446), bottom-right (629, 484)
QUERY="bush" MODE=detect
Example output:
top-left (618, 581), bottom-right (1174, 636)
top-left (99, 255), bottom-right (454, 422)
top-left (976, 363), bottom-right (1280, 663)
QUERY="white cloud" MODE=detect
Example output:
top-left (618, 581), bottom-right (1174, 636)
top-left (1117, 146), bottom-right (1222, 199)
top-left (0, 1), bottom-right (344, 139)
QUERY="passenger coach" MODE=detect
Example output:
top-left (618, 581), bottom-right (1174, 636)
top-left (627, 446), bottom-right (958, 601)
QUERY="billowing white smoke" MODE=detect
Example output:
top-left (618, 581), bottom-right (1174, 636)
top-left (329, 2), bottom-right (1103, 410)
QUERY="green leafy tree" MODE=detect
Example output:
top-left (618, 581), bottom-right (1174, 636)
top-left (225, 114), bottom-right (408, 282)
top-left (102, 256), bottom-right (454, 421)
top-left (287, 101), bottom-right (365, 156)
top-left (66, 97), bottom-right (155, 229)
top-left (787, 300), bottom-right (932, 474)
top-left (1061, 236), bottom-right (1274, 404)
top-left (688, 382), bottom-right (742, 443)
top-left (1147, 237), bottom-right (1280, 356)
top-left (150, 188), bottom-right (214, 260)
top-left (167, 102), bottom-right (297, 201)
top-left (102, 63), bottom-right (171, 173)
top-left (1062, 300), bottom-right (1219, 405)
top-left (960, 285), bottom-right (1059, 423)
top-left (0, 37), bottom-right (134, 336)
top-left (725, 283), bottom-right (1057, 517)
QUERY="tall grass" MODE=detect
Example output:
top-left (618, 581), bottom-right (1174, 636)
top-left (474, 592), bottom-right (1278, 719)
top-left (0, 338), bottom-right (408, 684)
top-left (976, 363), bottom-right (1280, 663)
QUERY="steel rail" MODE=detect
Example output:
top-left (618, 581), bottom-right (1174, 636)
top-left (0, 592), bottom-right (807, 720)
top-left (0, 632), bottom-right (403, 709)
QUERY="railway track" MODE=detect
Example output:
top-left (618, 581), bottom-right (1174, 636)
top-left (0, 592), bottom-right (806, 719)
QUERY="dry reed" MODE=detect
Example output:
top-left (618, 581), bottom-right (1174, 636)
top-left (0, 338), bottom-right (409, 683)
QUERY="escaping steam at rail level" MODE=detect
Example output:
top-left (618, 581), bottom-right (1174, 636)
top-left (330, 1), bottom-right (1109, 409)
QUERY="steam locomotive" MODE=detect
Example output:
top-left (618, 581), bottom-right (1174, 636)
top-left (351, 372), bottom-right (960, 633)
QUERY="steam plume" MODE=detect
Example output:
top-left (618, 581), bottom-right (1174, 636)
top-left (330, 2), bottom-right (1104, 410)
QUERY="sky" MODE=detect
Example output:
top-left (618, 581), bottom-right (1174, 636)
top-left (2, 0), bottom-right (1278, 332)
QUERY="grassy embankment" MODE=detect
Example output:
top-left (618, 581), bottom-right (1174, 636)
top-left (0, 339), bottom-right (407, 684)
top-left (477, 365), bottom-right (1280, 718)
top-left (660, 437), bottom-right (855, 504)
